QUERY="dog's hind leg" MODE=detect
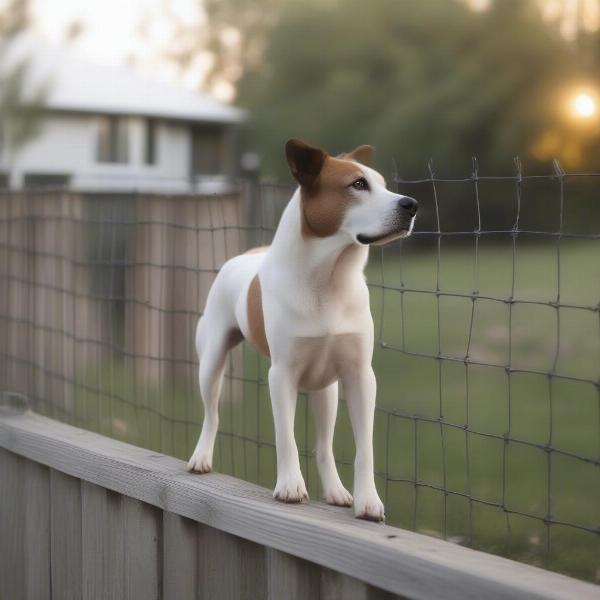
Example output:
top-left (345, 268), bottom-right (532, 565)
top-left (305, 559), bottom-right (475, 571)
top-left (309, 382), bottom-right (353, 506)
top-left (187, 318), bottom-right (242, 473)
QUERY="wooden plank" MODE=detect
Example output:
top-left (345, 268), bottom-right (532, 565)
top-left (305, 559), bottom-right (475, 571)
top-left (199, 525), bottom-right (267, 600)
top-left (267, 548), bottom-right (320, 600)
top-left (320, 567), bottom-right (371, 600)
top-left (163, 512), bottom-right (198, 600)
top-left (82, 485), bottom-right (161, 600)
top-left (106, 489), bottom-right (126, 600)
top-left (81, 481), bottom-right (127, 600)
top-left (315, 570), bottom-right (407, 600)
top-left (1, 412), bottom-right (599, 600)
top-left (23, 460), bottom-right (51, 600)
top-left (123, 497), bottom-right (161, 600)
top-left (50, 469), bottom-right (83, 600)
top-left (81, 481), bottom-right (108, 600)
top-left (0, 448), bottom-right (25, 599)
top-left (367, 585), bottom-right (407, 600)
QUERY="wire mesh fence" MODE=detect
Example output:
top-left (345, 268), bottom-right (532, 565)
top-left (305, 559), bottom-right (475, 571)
top-left (0, 168), bottom-right (599, 583)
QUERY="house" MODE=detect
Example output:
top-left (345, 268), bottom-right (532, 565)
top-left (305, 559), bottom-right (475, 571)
top-left (0, 35), bottom-right (245, 192)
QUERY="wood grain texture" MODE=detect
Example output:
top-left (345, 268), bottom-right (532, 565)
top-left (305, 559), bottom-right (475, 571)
top-left (81, 481), bottom-right (111, 600)
top-left (106, 489), bottom-right (126, 600)
top-left (199, 524), bottom-right (267, 600)
top-left (23, 460), bottom-right (51, 600)
top-left (320, 568), bottom-right (371, 600)
top-left (123, 496), bottom-right (162, 600)
top-left (320, 561), bottom-right (407, 599)
top-left (0, 448), bottom-right (25, 599)
top-left (1, 412), bottom-right (599, 600)
top-left (267, 548), bottom-right (320, 600)
top-left (163, 512), bottom-right (198, 600)
top-left (50, 469), bottom-right (83, 600)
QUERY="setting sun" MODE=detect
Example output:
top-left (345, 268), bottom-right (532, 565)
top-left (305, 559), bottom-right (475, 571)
top-left (573, 92), bottom-right (596, 118)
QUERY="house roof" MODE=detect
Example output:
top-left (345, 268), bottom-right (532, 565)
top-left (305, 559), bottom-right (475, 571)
top-left (1, 34), bottom-right (245, 124)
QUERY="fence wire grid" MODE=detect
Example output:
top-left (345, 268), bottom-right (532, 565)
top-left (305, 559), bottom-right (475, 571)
top-left (0, 164), bottom-right (599, 583)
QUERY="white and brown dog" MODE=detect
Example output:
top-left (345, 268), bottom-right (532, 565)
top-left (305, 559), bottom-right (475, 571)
top-left (188, 139), bottom-right (417, 521)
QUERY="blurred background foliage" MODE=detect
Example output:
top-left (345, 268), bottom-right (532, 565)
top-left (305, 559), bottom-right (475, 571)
top-left (179, 0), bottom-right (599, 179)
top-left (231, 0), bottom-right (599, 178)
top-left (238, 0), bottom-right (575, 177)
top-left (0, 0), bottom-right (48, 160)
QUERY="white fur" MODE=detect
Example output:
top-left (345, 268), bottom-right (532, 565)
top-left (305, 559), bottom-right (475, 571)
top-left (188, 161), bottom-right (415, 521)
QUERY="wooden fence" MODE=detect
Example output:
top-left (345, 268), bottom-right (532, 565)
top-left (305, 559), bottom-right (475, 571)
top-left (1, 403), bottom-right (598, 600)
top-left (0, 189), bottom-right (248, 419)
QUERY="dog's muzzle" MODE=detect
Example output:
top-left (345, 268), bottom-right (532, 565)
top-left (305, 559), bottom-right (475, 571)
top-left (356, 196), bottom-right (418, 246)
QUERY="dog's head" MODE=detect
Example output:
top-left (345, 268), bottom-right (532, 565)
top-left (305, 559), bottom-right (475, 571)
top-left (285, 138), bottom-right (417, 246)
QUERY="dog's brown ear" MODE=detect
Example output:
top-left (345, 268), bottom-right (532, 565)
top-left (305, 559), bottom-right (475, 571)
top-left (347, 144), bottom-right (375, 166)
top-left (285, 139), bottom-right (327, 188)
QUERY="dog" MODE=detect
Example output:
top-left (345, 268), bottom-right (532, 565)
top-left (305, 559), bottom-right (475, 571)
top-left (187, 139), bottom-right (417, 521)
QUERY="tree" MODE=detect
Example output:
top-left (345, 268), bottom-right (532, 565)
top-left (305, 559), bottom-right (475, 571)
top-left (0, 0), bottom-right (48, 165)
top-left (235, 0), bottom-right (585, 178)
top-left (147, 0), bottom-right (283, 101)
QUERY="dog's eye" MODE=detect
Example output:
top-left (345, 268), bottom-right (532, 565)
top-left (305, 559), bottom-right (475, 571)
top-left (351, 177), bottom-right (369, 191)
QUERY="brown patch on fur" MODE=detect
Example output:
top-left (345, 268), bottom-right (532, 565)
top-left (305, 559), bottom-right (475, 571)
top-left (244, 245), bottom-right (270, 254)
top-left (286, 139), bottom-right (327, 188)
top-left (301, 156), bottom-right (363, 238)
top-left (247, 275), bottom-right (270, 357)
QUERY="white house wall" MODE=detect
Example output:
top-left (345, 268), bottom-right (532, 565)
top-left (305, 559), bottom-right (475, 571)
top-left (5, 112), bottom-right (205, 192)
top-left (5, 113), bottom-right (92, 186)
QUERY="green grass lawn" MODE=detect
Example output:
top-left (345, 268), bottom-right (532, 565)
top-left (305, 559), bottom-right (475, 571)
top-left (66, 237), bottom-right (600, 583)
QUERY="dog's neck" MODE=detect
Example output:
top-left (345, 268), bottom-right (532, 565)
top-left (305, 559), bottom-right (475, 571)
top-left (270, 189), bottom-right (369, 286)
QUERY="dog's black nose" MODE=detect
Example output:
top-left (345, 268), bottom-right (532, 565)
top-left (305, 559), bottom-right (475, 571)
top-left (397, 195), bottom-right (418, 217)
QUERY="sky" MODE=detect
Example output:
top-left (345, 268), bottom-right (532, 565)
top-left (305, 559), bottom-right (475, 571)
top-left (28, 0), bottom-right (225, 97)
top-left (32, 0), bottom-right (183, 66)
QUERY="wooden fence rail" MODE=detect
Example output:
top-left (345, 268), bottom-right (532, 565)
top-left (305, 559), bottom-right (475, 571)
top-left (0, 406), bottom-right (598, 600)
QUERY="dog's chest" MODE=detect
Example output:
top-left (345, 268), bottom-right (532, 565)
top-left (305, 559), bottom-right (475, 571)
top-left (287, 271), bottom-right (370, 330)
top-left (292, 333), bottom-right (364, 392)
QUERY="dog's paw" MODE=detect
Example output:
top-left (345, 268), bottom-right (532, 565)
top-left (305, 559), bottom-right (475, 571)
top-left (354, 491), bottom-right (385, 522)
top-left (187, 452), bottom-right (212, 474)
top-left (273, 475), bottom-right (309, 503)
top-left (323, 485), bottom-right (353, 507)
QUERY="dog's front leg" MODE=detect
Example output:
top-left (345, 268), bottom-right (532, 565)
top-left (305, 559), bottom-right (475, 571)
top-left (343, 366), bottom-right (385, 521)
top-left (269, 365), bottom-right (308, 503)
top-left (309, 383), bottom-right (353, 506)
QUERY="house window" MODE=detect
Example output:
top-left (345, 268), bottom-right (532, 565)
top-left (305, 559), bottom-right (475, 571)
top-left (97, 115), bottom-right (129, 163)
top-left (145, 119), bottom-right (157, 165)
top-left (23, 173), bottom-right (71, 189)
top-left (191, 128), bottom-right (225, 175)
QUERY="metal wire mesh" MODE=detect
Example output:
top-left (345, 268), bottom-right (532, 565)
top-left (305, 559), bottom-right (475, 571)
top-left (0, 168), bottom-right (599, 582)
